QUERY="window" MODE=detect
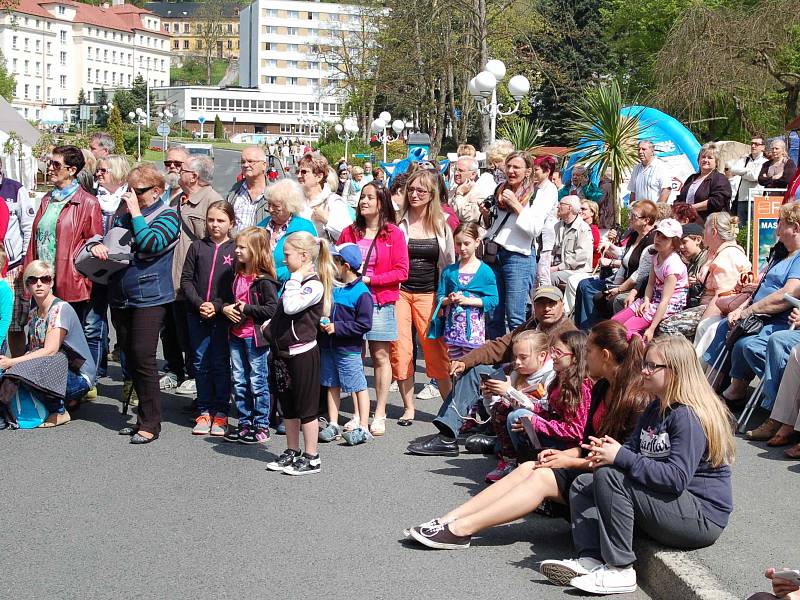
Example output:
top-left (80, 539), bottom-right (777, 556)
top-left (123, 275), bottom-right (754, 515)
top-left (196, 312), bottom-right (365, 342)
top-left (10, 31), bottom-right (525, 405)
top-left (288, 60), bottom-right (297, 68)
top-left (174, 40), bottom-right (179, 49)
top-left (24, 84), bottom-right (29, 99)
top-left (160, 59), bottom-right (165, 71)
top-left (46, 87), bottom-right (51, 100)
top-left (103, 49), bottom-right (108, 62)
top-left (287, 77), bottom-right (297, 85)
top-left (60, 30), bottom-right (66, 43)
top-left (60, 51), bottom-right (66, 66)
top-left (288, 44), bottom-right (298, 52)
top-left (87, 68), bottom-right (91, 82)
top-left (23, 60), bottom-right (29, 74)
top-left (183, 23), bottom-right (189, 33)
top-left (46, 41), bottom-right (51, 54)
top-left (12, 58), bottom-right (16, 70)
top-left (307, 11), bottom-right (313, 20)
top-left (226, 40), bottom-right (232, 49)
top-left (35, 61), bottom-right (40, 75)
top-left (263, 75), bottom-right (276, 84)
top-left (24, 37), bottom-right (29, 50)
top-left (46, 63), bottom-right (52, 78)
top-left (35, 85), bottom-right (40, 100)
top-left (183, 40), bottom-right (189, 49)
top-left (287, 27), bottom-right (297, 35)
top-left (95, 48), bottom-right (100, 59)
top-left (103, 71), bottom-right (107, 84)
top-left (164, 23), bottom-right (169, 33)
top-left (59, 75), bottom-right (66, 89)
top-left (112, 72), bottom-right (116, 85)
top-left (127, 74), bottom-right (131, 85)
top-left (266, 8), bottom-right (277, 17)
top-left (287, 10), bottom-right (299, 18)
top-left (35, 39), bottom-right (40, 52)
top-left (112, 51), bottom-right (116, 63)
top-left (227, 23), bottom-right (232, 33)
top-left (266, 59), bottom-right (276, 68)
top-left (95, 69), bottom-right (99, 80)
top-left (57, 5), bottom-right (65, 15)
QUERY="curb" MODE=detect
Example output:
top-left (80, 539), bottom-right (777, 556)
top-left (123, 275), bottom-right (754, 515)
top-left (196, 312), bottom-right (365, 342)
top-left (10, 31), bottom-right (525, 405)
top-left (635, 539), bottom-right (738, 600)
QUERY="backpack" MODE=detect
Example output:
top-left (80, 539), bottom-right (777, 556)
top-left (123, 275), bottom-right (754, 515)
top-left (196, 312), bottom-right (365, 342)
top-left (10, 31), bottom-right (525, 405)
top-left (75, 202), bottom-right (178, 285)
top-left (10, 385), bottom-right (48, 429)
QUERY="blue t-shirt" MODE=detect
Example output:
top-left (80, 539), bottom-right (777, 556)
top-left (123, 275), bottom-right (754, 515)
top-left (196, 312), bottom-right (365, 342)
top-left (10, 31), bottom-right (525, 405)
top-left (754, 251), bottom-right (800, 305)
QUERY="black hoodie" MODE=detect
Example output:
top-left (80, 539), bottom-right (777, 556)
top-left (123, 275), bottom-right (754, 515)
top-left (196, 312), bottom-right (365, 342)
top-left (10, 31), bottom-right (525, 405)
top-left (180, 238), bottom-right (236, 314)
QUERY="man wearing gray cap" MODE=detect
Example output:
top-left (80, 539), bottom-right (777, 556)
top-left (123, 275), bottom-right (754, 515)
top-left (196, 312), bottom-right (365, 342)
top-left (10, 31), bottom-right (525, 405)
top-left (407, 286), bottom-right (575, 457)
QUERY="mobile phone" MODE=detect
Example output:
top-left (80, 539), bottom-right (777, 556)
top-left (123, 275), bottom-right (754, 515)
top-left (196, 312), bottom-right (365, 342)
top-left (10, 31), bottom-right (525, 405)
top-left (479, 373), bottom-right (492, 382)
top-left (773, 570), bottom-right (800, 586)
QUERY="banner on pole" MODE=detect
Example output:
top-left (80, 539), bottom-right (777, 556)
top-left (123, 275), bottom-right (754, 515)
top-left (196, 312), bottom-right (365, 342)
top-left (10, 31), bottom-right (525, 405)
top-left (752, 195), bottom-right (782, 275)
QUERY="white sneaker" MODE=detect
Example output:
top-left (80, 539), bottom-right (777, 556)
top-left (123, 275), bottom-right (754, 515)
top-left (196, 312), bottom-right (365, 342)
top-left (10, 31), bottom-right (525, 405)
top-left (539, 557), bottom-right (603, 586)
top-left (570, 564), bottom-right (637, 595)
top-left (175, 379), bottom-right (197, 397)
top-left (159, 372), bottom-right (178, 390)
top-left (416, 382), bottom-right (440, 400)
top-left (389, 380), bottom-right (399, 392)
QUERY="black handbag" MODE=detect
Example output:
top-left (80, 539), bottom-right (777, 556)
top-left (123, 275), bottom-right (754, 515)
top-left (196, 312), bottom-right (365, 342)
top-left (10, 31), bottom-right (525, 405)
top-left (482, 210), bottom-right (511, 265)
top-left (725, 313), bottom-right (765, 351)
top-left (686, 273), bottom-right (709, 309)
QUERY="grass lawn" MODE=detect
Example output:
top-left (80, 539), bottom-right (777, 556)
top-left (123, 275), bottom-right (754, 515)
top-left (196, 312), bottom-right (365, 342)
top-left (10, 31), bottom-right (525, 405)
top-left (170, 58), bottom-right (229, 86)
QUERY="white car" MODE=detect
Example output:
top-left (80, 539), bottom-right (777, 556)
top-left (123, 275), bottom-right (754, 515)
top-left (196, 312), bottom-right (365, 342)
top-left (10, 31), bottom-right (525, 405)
top-left (183, 143), bottom-right (214, 160)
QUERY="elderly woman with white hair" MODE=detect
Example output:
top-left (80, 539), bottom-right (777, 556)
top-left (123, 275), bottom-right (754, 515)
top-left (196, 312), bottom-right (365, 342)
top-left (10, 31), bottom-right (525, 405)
top-left (758, 138), bottom-right (797, 193)
top-left (296, 153), bottom-right (353, 242)
top-left (676, 142), bottom-right (732, 221)
top-left (258, 178), bottom-right (318, 282)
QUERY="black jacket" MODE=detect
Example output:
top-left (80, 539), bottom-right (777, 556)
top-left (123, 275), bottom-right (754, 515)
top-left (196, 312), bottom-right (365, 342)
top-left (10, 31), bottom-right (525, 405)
top-left (268, 273), bottom-right (324, 358)
top-left (180, 238), bottom-right (236, 314)
top-left (758, 158), bottom-right (797, 190)
top-left (676, 171), bottom-right (732, 219)
top-left (224, 273), bottom-right (279, 348)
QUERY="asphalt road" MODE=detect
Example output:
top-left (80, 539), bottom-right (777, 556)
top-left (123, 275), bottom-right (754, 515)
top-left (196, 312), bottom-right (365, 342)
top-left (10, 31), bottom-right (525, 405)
top-left (1, 360), bottom-right (654, 600)
top-left (210, 148), bottom-right (297, 199)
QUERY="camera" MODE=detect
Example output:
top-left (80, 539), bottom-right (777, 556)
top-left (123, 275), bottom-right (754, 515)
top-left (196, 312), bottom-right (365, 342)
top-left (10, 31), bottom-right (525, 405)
top-left (483, 196), bottom-right (496, 210)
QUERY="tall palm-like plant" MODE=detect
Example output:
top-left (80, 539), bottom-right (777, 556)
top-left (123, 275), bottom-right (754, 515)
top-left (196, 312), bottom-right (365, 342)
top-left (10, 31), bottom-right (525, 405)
top-left (566, 80), bottom-right (649, 224)
top-left (498, 118), bottom-right (546, 152)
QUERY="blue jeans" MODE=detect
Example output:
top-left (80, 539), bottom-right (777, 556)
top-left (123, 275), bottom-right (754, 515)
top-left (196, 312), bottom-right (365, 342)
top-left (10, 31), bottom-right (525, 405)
top-left (230, 335), bottom-right (271, 429)
top-left (704, 319), bottom-right (791, 383)
top-left (43, 370), bottom-right (91, 414)
top-left (574, 277), bottom-right (609, 330)
top-left (187, 312), bottom-right (231, 415)
top-left (762, 329), bottom-right (800, 410)
top-left (506, 407), bottom-right (574, 456)
top-left (433, 364), bottom-right (494, 438)
top-left (84, 284), bottom-right (109, 378)
top-left (487, 247), bottom-right (534, 339)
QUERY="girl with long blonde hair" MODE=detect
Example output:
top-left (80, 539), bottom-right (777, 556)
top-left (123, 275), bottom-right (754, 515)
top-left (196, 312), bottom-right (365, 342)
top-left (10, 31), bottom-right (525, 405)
top-left (265, 231), bottom-right (336, 475)
top-left (540, 335), bottom-right (734, 595)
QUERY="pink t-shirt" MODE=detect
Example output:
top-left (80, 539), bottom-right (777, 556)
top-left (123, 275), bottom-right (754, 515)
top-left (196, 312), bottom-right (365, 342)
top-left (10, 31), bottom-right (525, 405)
top-left (356, 237), bottom-right (378, 298)
top-left (231, 273), bottom-right (256, 339)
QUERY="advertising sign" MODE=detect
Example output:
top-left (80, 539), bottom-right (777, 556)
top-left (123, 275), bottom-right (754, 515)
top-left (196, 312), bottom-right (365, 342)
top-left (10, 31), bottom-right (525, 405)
top-left (752, 195), bottom-right (782, 275)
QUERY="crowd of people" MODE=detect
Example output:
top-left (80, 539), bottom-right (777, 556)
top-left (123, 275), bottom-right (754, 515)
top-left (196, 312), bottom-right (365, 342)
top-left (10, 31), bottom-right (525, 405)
top-left (1, 130), bottom-right (799, 595)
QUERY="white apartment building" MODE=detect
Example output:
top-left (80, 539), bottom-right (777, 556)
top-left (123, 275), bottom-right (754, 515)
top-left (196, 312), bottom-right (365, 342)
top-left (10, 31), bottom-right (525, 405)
top-left (0, 0), bottom-right (171, 120)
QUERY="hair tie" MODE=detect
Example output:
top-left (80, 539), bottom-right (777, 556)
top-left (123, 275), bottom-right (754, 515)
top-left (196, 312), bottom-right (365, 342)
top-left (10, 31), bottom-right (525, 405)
top-left (626, 330), bottom-right (642, 343)
top-left (314, 236), bottom-right (324, 247)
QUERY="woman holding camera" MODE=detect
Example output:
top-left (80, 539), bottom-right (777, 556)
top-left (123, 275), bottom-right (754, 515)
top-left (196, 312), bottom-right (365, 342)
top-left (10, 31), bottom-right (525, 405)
top-left (481, 152), bottom-right (556, 339)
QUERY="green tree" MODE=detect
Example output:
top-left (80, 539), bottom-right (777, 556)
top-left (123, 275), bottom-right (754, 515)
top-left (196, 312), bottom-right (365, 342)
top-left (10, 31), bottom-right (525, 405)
top-left (95, 88), bottom-right (109, 127)
top-left (0, 50), bottom-right (15, 101)
top-left (107, 106), bottom-right (126, 157)
top-left (213, 115), bottom-right (223, 140)
top-left (77, 89), bottom-right (87, 105)
top-left (130, 74), bottom-right (154, 120)
top-left (111, 89), bottom-right (135, 123)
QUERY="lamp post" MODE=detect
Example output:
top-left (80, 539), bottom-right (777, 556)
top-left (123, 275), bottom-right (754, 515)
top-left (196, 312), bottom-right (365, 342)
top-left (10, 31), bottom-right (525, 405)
top-left (128, 107), bottom-right (147, 161)
top-left (157, 107), bottom-right (173, 159)
top-left (298, 114), bottom-right (318, 141)
top-left (334, 117), bottom-right (359, 163)
top-left (468, 59), bottom-right (530, 144)
top-left (371, 111), bottom-right (407, 164)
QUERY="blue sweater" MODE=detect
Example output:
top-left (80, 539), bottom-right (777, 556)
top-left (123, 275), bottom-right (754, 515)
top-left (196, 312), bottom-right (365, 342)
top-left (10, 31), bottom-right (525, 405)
top-left (436, 261), bottom-right (498, 339)
top-left (614, 400), bottom-right (733, 528)
top-left (320, 277), bottom-right (373, 353)
top-left (258, 214), bottom-right (317, 283)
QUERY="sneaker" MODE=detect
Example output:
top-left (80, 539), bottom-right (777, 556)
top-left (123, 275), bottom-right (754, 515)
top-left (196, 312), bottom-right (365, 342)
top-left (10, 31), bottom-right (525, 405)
top-left (389, 380), bottom-right (399, 392)
top-left (409, 522), bottom-right (470, 550)
top-left (224, 425), bottom-right (243, 442)
top-left (175, 379), bottom-right (197, 397)
top-left (159, 372), bottom-right (179, 390)
top-left (342, 426), bottom-right (373, 446)
top-left (266, 448), bottom-right (300, 472)
top-left (254, 427), bottom-right (270, 444)
top-left (403, 518), bottom-right (440, 538)
top-left (210, 414), bottom-right (227, 436)
top-left (192, 413), bottom-right (212, 435)
top-left (485, 459), bottom-right (515, 483)
top-left (285, 452), bottom-right (321, 476)
top-left (318, 422), bottom-right (342, 442)
top-left (238, 427), bottom-right (256, 445)
top-left (570, 564), bottom-right (637, 595)
top-left (84, 387), bottom-right (98, 401)
top-left (416, 382), bottom-right (440, 400)
top-left (539, 557), bottom-right (604, 586)
top-left (122, 380), bottom-right (139, 408)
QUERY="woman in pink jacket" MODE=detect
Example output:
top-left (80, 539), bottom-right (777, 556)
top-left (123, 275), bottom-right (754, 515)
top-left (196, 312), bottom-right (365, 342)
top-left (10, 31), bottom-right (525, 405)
top-left (339, 181), bottom-right (409, 436)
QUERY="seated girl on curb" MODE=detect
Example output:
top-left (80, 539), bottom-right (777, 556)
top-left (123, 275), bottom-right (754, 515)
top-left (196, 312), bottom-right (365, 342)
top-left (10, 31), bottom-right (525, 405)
top-left (507, 330), bottom-right (593, 463)
top-left (404, 320), bottom-right (650, 551)
top-left (539, 335), bottom-right (734, 596)
top-left (481, 330), bottom-right (554, 483)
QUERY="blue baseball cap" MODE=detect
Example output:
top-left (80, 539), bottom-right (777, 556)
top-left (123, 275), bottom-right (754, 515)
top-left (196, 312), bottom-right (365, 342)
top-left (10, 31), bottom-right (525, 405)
top-left (331, 242), bottom-right (363, 270)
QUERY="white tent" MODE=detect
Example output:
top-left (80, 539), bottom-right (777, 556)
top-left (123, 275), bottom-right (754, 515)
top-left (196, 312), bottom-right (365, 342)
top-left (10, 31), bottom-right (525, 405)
top-left (0, 97), bottom-right (41, 190)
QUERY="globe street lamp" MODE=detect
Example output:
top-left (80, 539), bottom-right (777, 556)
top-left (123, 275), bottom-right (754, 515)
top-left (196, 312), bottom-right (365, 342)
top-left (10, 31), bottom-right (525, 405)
top-left (128, 107), bottom-right (147, 161)
top-left (468, 59), bottom-right (530, 144)
top-left (371, 111), bottom-right (407, 164)
top-left (157, 108), bottom-right (173, 159)
top-left (334, 117), bottom-right (359, 164)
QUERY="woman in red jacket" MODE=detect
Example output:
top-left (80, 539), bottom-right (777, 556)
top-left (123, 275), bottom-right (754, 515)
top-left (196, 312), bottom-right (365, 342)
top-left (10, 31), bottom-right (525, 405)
top-left (24, 145), bottom-right (102, 325)
top-left (338, 181), bottom-right (409, 436)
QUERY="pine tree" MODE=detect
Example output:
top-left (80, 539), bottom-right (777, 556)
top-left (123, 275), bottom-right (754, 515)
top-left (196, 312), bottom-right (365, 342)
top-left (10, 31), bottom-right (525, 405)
top-left (213, 115), bottom-right (223, 140)
top-left (77, 89), bottom-right (87, 105)
top-left (107, 106), bottom-right (126, 156)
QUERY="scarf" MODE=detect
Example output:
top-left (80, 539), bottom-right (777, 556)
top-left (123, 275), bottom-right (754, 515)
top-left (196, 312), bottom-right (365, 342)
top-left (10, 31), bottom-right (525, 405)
top-left (51, 179), bottom-right (79, 202)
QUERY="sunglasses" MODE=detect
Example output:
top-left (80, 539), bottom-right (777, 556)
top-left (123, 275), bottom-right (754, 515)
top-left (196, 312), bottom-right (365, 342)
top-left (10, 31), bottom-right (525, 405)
top-left (47, 160), bottom-right (66, 171)
top-left (164, 160), bottom-right (183, 168)
top-left (26, 274), bottom-right (53, 286)
top-left (95, 167), bottom-right (107, 174)
top-left (133, 185), bottom-right (156, 196)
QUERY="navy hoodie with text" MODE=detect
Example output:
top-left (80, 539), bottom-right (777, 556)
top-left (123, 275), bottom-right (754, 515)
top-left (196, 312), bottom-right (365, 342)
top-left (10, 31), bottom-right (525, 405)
top-left (319, 277), bottom-right (373, 354)
top-left (614, 399), bottom-right (733, 528)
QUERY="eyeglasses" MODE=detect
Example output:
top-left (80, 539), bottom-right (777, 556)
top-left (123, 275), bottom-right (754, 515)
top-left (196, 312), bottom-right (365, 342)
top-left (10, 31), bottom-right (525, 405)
top-left (579, 207), bottom-right (591, 212)
top-left (179, 168), bottom-right (196, 175)
top-left (408, 187), bottom-right (429, 196)
top-left (631, 213), bottom-right (645, 220)
top-left (550, 347), bottom-right (573, 359)
top-left (164, 160), bottom-right (183, 168)
top-left (95, 167), bottom-right (107, 174)
top-left (751, 141), bottom-right (764, 146)
top-left (298, 168), bottom-right (313, 175)
top-left (26, 274), bottom-right (53, 286)
top-left (641, 360), bottom-right (669, 374)
top-left (133, 185), bottom-right (156, 196)
top-left (47, 160), bottom-right (65, 171)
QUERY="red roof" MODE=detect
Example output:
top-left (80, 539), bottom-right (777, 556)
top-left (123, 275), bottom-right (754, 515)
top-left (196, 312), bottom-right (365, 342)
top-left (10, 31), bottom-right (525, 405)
top-left (15, 0), bottom-right (166, 35)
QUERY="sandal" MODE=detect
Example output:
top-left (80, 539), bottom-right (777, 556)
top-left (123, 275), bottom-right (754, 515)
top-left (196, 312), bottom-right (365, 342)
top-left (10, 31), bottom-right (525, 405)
top-left (370, 416), bottom-right (387, 437)
top-left (397, 418), bottom-right (414, 427)
top-left (37, 411), bottom-right (71, 428)
top-left (746, 419), bottom-right (781, 441)
top-left (784, 442), bottom-right (800, 459)
top-left (768, 431), bottom-right (800, 447)
top-left (342, 418), bottom-right (359, 432)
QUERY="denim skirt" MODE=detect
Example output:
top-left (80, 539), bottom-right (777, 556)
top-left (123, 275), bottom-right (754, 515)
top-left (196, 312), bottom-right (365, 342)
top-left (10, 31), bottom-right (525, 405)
top-left (364, 302), bottom-right (397, 342)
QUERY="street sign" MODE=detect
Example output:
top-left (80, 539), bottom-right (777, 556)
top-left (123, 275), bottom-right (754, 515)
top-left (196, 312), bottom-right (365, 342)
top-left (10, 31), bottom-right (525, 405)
top-left (354, 153), bottom-right (374, 159)
top-left (157, 123), bottom-right (171, 136)
top-left (197, 115), bottom-right (206, 125)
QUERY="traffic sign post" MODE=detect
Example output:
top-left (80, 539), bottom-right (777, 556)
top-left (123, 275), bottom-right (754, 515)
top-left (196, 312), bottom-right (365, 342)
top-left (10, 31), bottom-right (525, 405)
top-left (157, 123), bottom-right (171, 159)
top-left (198, 115), bottom-right (206, 139)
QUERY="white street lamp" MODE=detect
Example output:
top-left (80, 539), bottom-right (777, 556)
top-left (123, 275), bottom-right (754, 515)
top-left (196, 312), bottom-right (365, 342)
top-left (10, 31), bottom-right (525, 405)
top-left (335, 117), bottom-right (359, 163)
top-left (470, 59), bottom-right (530, 143)
top-left (128, 110), bottom-right (147, 160)
top-left (373, 111), bottom-right (408, 164)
